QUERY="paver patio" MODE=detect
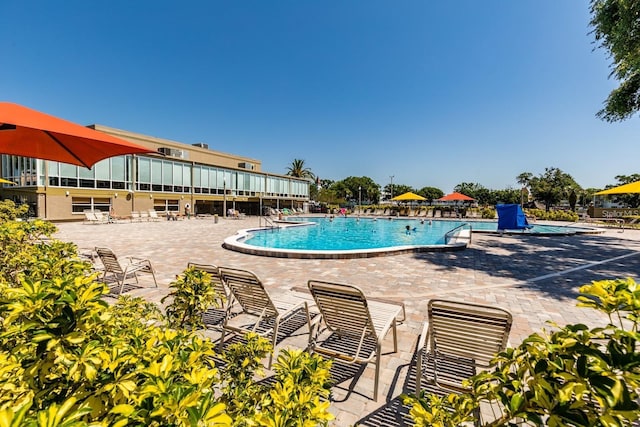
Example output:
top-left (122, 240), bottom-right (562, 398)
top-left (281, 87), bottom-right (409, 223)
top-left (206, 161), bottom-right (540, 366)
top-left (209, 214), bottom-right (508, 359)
top-left (54, 216), bottom-right (640, 426)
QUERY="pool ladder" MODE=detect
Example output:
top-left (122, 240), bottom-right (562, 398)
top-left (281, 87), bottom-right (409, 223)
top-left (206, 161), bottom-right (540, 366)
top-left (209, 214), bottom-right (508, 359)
top-left (259, 215), bottom-right (279, 231)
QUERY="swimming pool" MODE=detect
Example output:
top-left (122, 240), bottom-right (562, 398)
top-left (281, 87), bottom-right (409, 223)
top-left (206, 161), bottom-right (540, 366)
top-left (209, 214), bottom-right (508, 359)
top-left (223, 217), bottom-right (599, 259)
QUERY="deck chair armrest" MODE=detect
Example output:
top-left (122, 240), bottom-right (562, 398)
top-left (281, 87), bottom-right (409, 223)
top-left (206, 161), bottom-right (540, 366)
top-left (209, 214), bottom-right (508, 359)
top-left (127, 257), bottom-right (153, 269)
top-left (417, 321), bottom-right (430, 352)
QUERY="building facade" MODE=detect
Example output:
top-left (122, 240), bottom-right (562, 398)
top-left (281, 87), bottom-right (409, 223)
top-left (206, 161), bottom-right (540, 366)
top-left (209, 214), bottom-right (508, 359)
top-left (0, 124), bottom-right (310, 220)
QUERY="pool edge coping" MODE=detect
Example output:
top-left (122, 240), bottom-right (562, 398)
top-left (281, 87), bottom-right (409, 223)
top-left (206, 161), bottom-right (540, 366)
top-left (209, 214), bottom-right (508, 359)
top-left (222, 221), bottom-right (468, 259)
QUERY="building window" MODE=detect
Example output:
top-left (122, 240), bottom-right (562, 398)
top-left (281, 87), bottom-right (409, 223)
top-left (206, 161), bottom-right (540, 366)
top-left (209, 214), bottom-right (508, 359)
top-left (153, 199), bottom-right (179, 212)
top-left (71, 197), bottom-right (111, 213)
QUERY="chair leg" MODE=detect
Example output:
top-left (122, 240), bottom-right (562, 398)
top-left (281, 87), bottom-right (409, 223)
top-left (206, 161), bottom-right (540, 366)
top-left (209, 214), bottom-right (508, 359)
top-left (218, 328), bottom-right (227, 352)
top-left (392, 319), bottom-right (398, 353)
top-left (416, 348), bottom-right (423, 394)
top-left (374, 342), bottom-right (381, 401)
top-left (268, 322), bottom-right (279, 369)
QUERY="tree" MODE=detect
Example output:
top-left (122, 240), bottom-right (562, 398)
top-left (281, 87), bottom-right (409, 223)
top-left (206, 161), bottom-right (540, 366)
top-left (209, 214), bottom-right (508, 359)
top-left (526, 167), bottom-right (581, 211)
top-left (286, 159), bottom-right (315, 180)
top-left (590, 0), bottom-right (640, 121)
top-left (581, 187), bottom-right (600, 207)
top-left (333, 176), bottom-right (380, 204)
top-left (417, 186), bottom-right (444, 204)
top-left (453, 182), bottom-right (492, 205)
top-left (490, 188), bottom-right (522, 205)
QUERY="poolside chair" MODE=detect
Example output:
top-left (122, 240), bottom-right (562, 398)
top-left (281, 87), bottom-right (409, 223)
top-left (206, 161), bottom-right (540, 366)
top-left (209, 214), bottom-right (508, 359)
top-left (416, 299), bottom-right (512, 424)
top-left (130, 211), bottom-right (142, 222)
top-left (94, 247), bottom-right (158, 295)
top-left (218, 266), bottom-right (310, 368)
top-left (307, 279), bottom-right (405, 401)
top-left (148, 209), bottom-right (162, 221)
top-left (83, 211), bottom-right (101, 224)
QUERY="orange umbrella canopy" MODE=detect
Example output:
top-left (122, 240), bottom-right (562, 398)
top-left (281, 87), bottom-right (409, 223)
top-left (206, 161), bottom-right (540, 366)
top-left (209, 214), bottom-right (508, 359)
top-left (438, 192), bottom-right (475, 201)
top-left (0, 102), bottom-right (153, 168)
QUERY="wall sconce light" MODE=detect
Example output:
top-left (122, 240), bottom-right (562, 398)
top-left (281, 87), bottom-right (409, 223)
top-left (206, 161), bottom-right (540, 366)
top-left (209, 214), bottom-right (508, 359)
top-left (181, 195), bottom-right (184, 199)
top-left (114, 193), bottom-right (118, 198)
top-left (149, 194), bottom-right (153, 199)
top-left (65, 191), bottom-right (69, 197)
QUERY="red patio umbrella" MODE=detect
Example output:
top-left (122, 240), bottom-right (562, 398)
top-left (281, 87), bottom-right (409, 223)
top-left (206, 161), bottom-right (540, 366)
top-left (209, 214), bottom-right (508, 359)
top-left (437, 192), bottom-right (475, 202)
top-left (0, 102), bottom-right (153, 168)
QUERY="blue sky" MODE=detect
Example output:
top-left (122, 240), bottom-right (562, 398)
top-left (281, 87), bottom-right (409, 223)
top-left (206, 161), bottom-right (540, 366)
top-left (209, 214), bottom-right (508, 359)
top-left (2, 1), bottom-right (638, 193)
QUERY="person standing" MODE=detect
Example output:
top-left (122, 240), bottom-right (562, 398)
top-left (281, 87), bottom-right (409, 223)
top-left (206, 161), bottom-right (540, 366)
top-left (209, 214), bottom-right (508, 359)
top-left (184, 202), bottom-right (191, 219)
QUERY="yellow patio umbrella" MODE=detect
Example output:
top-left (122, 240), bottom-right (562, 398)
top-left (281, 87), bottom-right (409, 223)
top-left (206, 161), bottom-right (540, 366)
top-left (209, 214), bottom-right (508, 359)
top-left (595, 181), bottom-right (640, 195)
top-left (0, 178), bottom-right (15, 185)
top-left (391, 191), bottom-right (426, 202)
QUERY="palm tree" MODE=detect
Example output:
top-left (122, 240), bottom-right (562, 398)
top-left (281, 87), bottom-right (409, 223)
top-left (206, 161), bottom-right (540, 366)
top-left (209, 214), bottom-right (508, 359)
top-left (286, 159), bottom-right (315, 180)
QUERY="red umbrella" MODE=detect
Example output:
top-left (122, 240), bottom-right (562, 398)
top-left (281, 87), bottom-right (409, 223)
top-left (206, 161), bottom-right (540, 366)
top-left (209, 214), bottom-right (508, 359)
top-left (437, 192), bottom-right (475, 202)
top-left (0, 102), bottom-right (153, 168)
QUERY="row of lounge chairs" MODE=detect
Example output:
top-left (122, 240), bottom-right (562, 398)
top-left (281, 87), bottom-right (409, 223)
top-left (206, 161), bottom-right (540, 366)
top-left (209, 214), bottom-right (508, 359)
top-left (84, 209), bottom-right (170, 224)
top-left (353, 208), bottom-right (481, 219)
top-left (90, 249), bottom-right (513, 419)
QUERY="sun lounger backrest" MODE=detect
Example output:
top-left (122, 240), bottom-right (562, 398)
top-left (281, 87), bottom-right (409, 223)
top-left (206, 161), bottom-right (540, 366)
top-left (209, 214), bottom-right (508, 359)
top-left (308, 280), bottom-right (375, 339)
top-left (95, 247), bottom-right (124, 275)
top-left (219, 267), bottom-right (278, 318)
top-left (428, 299), bottom-right (512, 368)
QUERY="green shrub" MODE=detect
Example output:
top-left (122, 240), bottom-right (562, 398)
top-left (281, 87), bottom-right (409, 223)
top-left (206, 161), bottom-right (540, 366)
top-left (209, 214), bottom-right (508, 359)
top-left (0, 212), bottom-right (333, 426)
top-left (526, 208), bottom-right (578, 222)
top-left (162, 266), bottom-right (221, 330)
top-left (481, 208), bottom-right (496, 219)
top-left (405, 277), bottom-right (640, 426)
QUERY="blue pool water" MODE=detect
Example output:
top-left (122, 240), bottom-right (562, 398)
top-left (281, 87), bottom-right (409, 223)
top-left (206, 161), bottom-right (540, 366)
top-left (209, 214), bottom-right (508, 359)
top-left (242, 217), bottom-right (592, 252)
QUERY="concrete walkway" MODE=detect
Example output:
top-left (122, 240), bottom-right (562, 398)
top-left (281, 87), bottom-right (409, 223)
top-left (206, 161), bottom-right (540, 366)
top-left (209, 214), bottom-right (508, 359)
top-left (54, 217), bottom-right (640, 426)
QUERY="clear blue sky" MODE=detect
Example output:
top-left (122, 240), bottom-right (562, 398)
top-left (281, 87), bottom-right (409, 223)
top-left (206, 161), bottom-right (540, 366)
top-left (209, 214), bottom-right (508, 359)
top-left (2, 0), bottom-right (638, 193)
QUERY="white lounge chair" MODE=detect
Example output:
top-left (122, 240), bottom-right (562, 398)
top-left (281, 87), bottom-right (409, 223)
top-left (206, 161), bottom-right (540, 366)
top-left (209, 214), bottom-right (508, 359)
top-left (95, 247), bottom-right (158, 295)
top-left (307, 279), bottom-right (404, 401)
top-left (218, 266), bottom-right (310, 368)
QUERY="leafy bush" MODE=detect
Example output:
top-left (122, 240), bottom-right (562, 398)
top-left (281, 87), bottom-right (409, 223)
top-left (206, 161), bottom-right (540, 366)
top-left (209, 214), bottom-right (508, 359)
top-left (162, 266), bottom-right (221, 330)
top-left (405, 277), bottom-right (640, 426)
top-left (526, 208), bottom-right (579, 222)
top-left (0, 209), bottom-right (334, 426)
top-left (481, 208), bottom-right (496, 219)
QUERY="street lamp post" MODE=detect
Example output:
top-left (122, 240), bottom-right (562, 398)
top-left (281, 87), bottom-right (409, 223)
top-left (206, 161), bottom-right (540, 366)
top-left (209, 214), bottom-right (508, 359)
top-left (358, 186), bottom-right (362, 214)
top-left (223, 177), bottom-right (227, 218)
top-left (389, 175), bottom-right (394, 201)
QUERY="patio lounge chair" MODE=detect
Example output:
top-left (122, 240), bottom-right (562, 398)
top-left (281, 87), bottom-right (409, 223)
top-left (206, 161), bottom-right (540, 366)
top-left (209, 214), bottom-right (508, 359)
top-left (416, 299), bottom-right (512, 424)
top-left (306, 279), bottom-right (404, 401)
top-left (218, 266), bottom-right (311, 368)
top-left (95, 247), bottom-right (158, 295)
top-left (148, 209), bottom-right (163, 221)
top-left (83, 211), bottom-right (103, 224)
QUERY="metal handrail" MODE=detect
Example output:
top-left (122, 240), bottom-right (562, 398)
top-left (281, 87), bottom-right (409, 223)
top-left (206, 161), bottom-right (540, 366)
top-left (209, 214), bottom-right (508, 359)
top-left (260, 215), bottom-right (279, 230)
top-left (444, 223), bottom-right (472, 244)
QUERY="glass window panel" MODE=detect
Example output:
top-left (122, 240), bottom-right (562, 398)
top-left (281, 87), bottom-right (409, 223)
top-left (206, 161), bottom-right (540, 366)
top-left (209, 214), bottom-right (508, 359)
top-left (173, 163), bottom-right (183, 185)
top-left (193, 166), bottom-right (201, 187)
top-left (151, 160), bottom-right (162, 184)
top-left (94, 159), bottom-right (110, 180)
top-left (111, 157), bottom-right (125, 181)
top-left (183, 165), bottom-right (191, 187)
top-left (47, 161), bottom-right (59, 177)
top-left (138, 158), bottom-right (151, 183)
top-left (163, 162), bottom-right (172, 185)
top-left (60, 163), bottom-right (77, 178)
top-left (79, 166), bottom-right (94, 179)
